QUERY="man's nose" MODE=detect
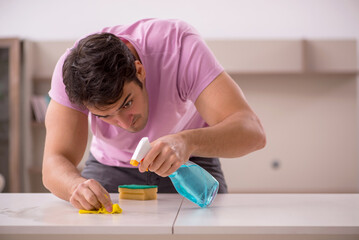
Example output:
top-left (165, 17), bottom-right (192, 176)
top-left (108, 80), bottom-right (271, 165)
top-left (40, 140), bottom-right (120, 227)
top-left (115, 117), bottom-right (128, 129)
top-left (115, 114), bottom-right (132, 129)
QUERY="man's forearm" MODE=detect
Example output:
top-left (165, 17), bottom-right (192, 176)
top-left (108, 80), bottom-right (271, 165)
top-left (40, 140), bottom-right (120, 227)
top-left (181, 111), bottom-right (266, 158)
top-left (42, 155), bottom-right (86, 201)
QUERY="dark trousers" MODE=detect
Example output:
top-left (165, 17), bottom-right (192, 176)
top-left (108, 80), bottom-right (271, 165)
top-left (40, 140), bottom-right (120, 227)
top-left (81, 153), bottom-right (228, 193)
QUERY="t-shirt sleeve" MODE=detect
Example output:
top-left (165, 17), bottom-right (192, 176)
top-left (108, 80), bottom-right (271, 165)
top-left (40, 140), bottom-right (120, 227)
top-left (48, 49), bottom-right (89, 115)
top-left (177, 31), bottom-right (224, 103)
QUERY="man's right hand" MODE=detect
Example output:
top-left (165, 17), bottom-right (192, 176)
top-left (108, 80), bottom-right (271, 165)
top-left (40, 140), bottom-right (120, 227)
top-left (69, 179), bottom-right (113, 212)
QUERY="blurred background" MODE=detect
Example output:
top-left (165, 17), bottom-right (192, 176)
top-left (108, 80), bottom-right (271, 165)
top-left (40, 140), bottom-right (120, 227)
top-left (0, 0), bottom-right (358, 193)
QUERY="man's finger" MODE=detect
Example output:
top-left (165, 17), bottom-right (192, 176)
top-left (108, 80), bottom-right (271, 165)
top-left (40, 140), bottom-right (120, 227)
top-left (70, 184), bottom-right (97, 210)
top-left (77, 193), bottom-right (97, 210)
top-left (162, 159), bottom-right (182, 177)
top-left (88, 180), bottom-right (113, 212)
top-left (148, 150), bottom-right (167, 172)
top-left (98, 192), bottom-right (113, 212)
top-left (71, 200), bottom-right (88, 210)
top-left (140, 142), bottom-right (162, 172)
top-left (153, 153), bottom-right (173, 176)
top-left (70, 198), bottom-right (83, 210)
top-left (82, 187), bottom-right (102, 209)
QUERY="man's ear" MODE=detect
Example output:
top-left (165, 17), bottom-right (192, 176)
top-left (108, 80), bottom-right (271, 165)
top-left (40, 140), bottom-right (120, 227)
top-left (135, 60), bottom-right (146, 83)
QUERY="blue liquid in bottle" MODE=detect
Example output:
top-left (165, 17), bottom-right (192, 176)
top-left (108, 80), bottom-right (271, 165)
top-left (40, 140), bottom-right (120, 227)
top-left (169, 161), bottom-right (219, 208)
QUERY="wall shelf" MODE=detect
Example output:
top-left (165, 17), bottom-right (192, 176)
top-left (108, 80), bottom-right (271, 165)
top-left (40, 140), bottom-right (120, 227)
top-left (206, 39), bottom-right (357, 74)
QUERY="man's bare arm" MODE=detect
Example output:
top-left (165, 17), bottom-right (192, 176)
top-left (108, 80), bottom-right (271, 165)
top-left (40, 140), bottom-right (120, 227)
top-left (140, 71), bottom-right (266, 176)
top-left (186, 71), bottom-right (266, 158)
top-left (42, 100), bottom-right (112, 211)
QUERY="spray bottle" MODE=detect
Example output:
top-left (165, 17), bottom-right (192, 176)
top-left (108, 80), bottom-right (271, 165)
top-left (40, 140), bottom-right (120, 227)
top-left (130, 137), bottom-right (219, 207)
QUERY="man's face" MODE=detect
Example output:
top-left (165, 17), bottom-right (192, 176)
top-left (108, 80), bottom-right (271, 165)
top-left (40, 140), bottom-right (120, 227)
top-left (88, 80), bottom-right (149, 133)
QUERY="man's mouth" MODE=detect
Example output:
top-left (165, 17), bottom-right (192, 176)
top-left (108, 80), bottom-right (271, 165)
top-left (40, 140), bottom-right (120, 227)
top-left (131, 116), bottom-right (138, 127)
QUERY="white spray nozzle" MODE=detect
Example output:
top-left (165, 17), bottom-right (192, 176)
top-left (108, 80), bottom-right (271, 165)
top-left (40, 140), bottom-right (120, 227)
top-left (130, 137), bottom-right (152, 167)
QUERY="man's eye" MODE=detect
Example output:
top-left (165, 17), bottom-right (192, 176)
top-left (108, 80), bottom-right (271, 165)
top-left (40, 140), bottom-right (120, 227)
top-left (123, 100), bottom-right (132, 109)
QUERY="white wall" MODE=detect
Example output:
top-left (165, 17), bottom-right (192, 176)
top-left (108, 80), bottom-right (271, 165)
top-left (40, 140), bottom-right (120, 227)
top-left (1, 0), bottom-right (359, 40)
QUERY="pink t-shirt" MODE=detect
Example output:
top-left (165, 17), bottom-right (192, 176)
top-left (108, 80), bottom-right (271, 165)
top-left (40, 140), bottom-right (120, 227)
top-left (49, 19), bottom-right (224, 167)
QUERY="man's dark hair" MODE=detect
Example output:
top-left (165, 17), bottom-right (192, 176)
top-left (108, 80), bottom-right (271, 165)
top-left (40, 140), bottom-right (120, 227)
top-left (62, 33), bottom-right (142, 110)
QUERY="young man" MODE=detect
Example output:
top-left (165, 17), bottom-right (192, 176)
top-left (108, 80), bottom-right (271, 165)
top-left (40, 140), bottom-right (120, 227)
top-left (43, 19), bottom-right (266, 212)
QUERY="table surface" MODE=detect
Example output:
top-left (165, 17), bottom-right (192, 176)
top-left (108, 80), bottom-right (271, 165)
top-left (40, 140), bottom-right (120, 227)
top-left (175, 193), bottom-right (359, 235)
top-left (0, 193), bottom-right (182, 235)
top-left (1, 193), bottom-right (359, 236)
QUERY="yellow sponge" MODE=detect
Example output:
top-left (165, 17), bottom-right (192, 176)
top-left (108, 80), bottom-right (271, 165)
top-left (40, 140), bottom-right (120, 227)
top-left (118, 185), bottom-right (158, 200)
top-left (79, 203), bottom-right (122, 214)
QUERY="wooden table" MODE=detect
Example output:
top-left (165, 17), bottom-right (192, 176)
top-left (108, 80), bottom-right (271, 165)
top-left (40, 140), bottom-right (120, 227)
top-left (1, 193), bottom-right (358, 239)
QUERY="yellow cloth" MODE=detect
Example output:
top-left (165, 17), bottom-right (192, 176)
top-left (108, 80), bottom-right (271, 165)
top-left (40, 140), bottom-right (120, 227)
top-left (79, 203), bottom-right (122, 214)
